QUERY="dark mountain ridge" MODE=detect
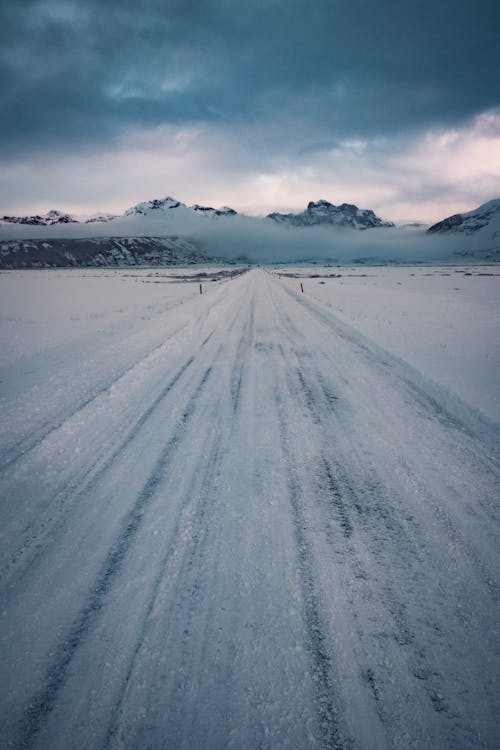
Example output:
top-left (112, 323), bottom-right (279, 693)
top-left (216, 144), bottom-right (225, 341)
top-left (267, 200), bottom-right (394, 229)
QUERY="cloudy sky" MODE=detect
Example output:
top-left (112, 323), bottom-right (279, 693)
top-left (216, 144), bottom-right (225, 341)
top-left (1, 0), bottom-right (499, 222)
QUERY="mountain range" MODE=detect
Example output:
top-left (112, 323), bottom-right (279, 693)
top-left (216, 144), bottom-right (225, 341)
top-left (1, 197), bottom-right (393, 230)
top-left (0, 198), bottom-right (238, 227)
top-left (0, 197), bottom-right (498, 268)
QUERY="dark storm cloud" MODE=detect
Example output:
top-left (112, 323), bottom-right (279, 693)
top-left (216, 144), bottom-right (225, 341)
top-left (1, 0), bottom-right (499, 157)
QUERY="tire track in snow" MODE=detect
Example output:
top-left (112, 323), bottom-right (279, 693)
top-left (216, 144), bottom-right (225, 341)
top-left (124, 445), bottom-right (227, 747)
top-left (0, 286), bottom-right (229, 472)
top-left (0, 286), bottom-right (246, 589)
top-left (273, 288), bottom-right (457, 730)
top-left (321, 458), bottom-right (354, 539)
top-left (101, 432), bottom-right (225, 750)
top-left (277, 281), bottom-right (500, 602)
top-left (230, 294), bottom-right (255, 416)
top-left (278, 279), bottom-right (500, 534)
top-left (272, 276), bottom-right (500, 744)
top-left (273, 277), bottom-right (494, 745)
top-left (0, 337), bottom-right (204, 588)
top-left (275, 387), bottom-right (349, 750)
top-left (253, 281), bottom-right (350, 746)
top-left (12, 285), bottom-right (249, 749)
top-left (102, 294), bottom-right (254, 748)
top-left (268, 288), bottom-right (360, 546)
top-left (283, 282), bottom-right (500, 464)
top-left (13, 355), bottom-right (222, 750)
top-left (266, 282), bottom-right (350, 749)
top-left (274, 311), bottom-right (392, 738)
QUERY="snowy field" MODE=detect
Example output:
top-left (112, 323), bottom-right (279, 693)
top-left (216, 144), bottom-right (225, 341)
top-left (0, 266), bottom-right (499, 749)
top-left (275, 265), bottom-right (500, 422)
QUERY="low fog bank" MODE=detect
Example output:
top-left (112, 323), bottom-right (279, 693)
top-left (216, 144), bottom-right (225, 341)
top-left (1, 210), bottom-right (497, 264)
top-left (190, 218), bottom-right (489, 265)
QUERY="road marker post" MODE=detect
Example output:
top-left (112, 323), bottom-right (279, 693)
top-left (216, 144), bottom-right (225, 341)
top-left (300, 282), bottom-right (304, 293)
top-left (199, 283), bottom-right (203, 295)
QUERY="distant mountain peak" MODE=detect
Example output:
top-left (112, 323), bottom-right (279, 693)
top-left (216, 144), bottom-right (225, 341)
top-left (267, 199), bottom-right (394, 229)
top-left (84, 213), bottom-right (118, 224)
top-left (125, 196), bottom-right (186, 216)
top-left (0, 209), bottom-right (78, 226)
top-left (427, 198), bottom-right (500, 234)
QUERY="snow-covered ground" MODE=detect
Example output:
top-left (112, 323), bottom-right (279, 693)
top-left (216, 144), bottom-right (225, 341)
top-left (0, 267), bottom-right (499, 749)
top-left (276, 265), bottom-right (500, 422)
top-left (0, 268), bottom-right (199, 367)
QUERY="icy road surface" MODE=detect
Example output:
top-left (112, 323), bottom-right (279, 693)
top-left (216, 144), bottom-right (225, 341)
top-left (0, 268), bottom-right (499, 749)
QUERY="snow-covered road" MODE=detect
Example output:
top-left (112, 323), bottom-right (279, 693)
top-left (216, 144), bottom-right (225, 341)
top-left (1, 268), bottom-right (499, 749)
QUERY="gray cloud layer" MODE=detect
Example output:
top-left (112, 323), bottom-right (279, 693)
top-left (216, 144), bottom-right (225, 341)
top-left (1, 0), bottom-right (499, 158)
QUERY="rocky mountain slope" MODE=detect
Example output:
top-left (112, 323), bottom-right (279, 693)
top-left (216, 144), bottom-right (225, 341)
top-left (267, 200), bottom-right (394, 229)
top-left (427, 199), bottom-right (500, 235)
top-left (0, 210), bottom-right (79, 226)
top-left (192, 205), bottom-right (237, 217)
top-left (426, 199), bottom-right (500, 261)
top-left (0, 236), bottom-right (223, 269)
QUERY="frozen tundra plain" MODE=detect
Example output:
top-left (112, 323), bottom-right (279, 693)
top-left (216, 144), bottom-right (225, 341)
top-left (0, 265), bottom-right (499, 749)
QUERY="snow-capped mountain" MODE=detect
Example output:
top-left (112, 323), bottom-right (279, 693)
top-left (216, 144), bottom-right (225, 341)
top-left (427, 199), bottom-right (500, 235)
top-left (124, 196), bottom-right (186, 216)
top-left (0, 209), bottom-right (78, 226)
top-left (2, 196), bottom-right (394, 232)
top-left (1, 197), bottom-right (239, 227)
top-left (124, 197), bottom-right (238, 219)
top-left (1, 210), bottom-right (118, 226)
top-left (267, 200), bottom-right (394, 229)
